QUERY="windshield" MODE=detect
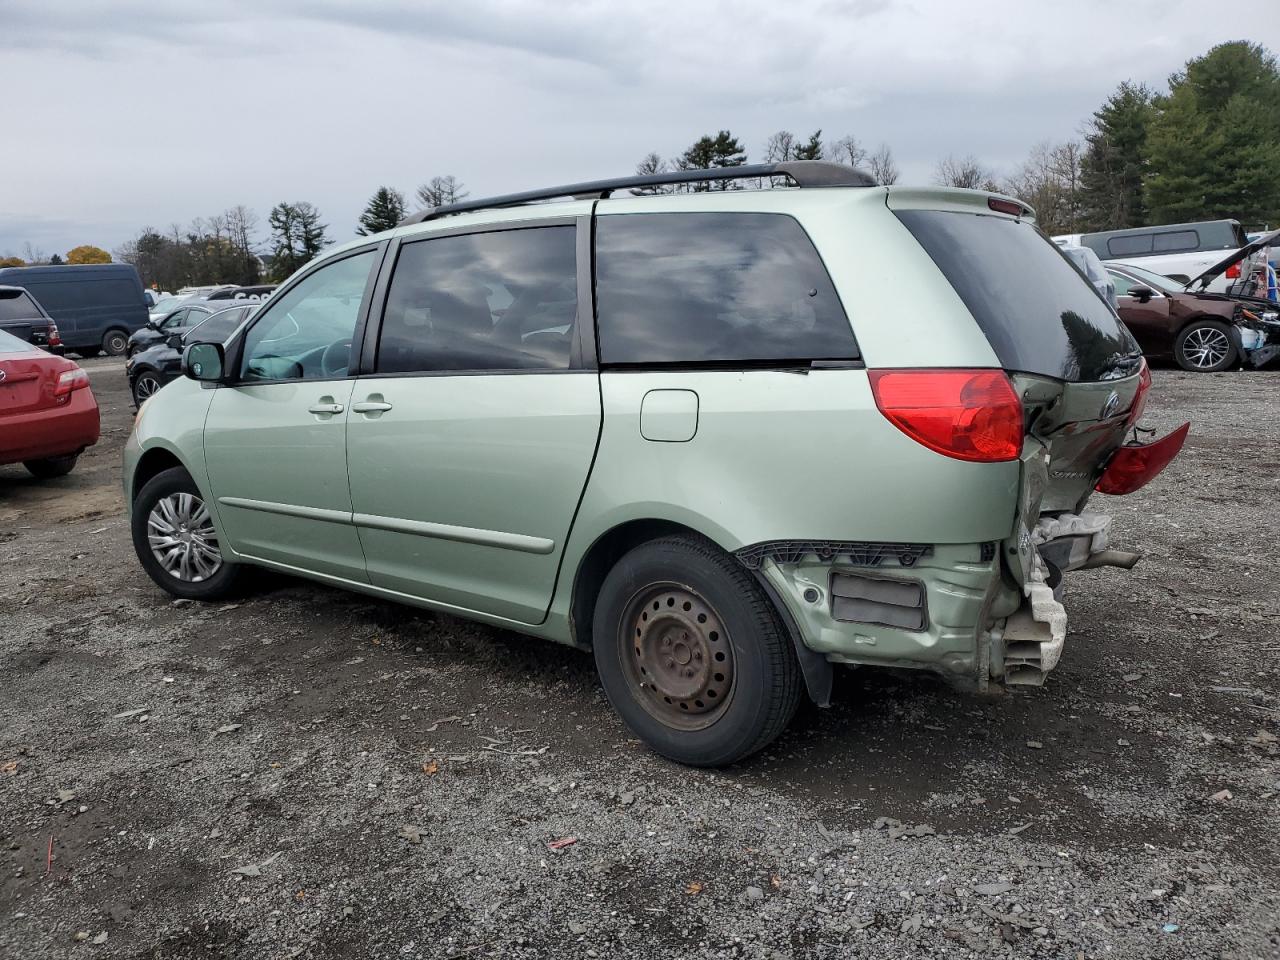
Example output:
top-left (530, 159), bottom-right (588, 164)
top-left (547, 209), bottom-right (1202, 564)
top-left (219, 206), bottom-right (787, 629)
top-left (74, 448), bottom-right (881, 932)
top-left (151, 297), bottom-right (183, 313)
top-left (1112, 264), bottom-right (1185, 294)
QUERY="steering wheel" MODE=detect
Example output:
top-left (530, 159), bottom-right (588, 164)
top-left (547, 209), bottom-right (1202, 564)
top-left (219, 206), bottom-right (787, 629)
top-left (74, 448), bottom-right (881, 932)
top-left (320, 339), bottom-right (353, 378)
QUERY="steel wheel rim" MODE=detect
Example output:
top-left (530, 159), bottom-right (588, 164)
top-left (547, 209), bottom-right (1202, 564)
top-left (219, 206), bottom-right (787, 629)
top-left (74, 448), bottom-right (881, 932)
top-left (147, 492), bottom-right (222, 582)
top-left (135, 375), bottom-right (161, 401)
top-left (621, 583), bottom-right (735, 731)
top-left (1185, 327), bottom-right (1229, 369)
top-left (107, 334), bottom-right (127, 353)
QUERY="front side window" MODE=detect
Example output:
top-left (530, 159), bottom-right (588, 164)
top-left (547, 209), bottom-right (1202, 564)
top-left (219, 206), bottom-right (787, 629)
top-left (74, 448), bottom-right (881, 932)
top-left (594, 212), bottom-right (857, 365)
top-left (376, 226), bottom-right (577, 373)
top-left (1108, 271), bottom-right (1134, 296)
top-left (188, 308), bottom-right (248, 344)
top-left (241, 250), bottom-right (375, 381)
top-left (160, 309), bottom-right (189, 330)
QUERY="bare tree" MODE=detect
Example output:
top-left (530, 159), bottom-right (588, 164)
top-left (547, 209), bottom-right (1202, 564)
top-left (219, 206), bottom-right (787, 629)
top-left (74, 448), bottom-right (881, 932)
top-left (1003, 140), bottom-right (1084, 234)
top-left (826, 135), bottom-right (868, 170)
top-left (868, 143), bottom-right (899, 184)
top-left (632, 153), bottom-right (672, 195)
top-left (22, 242), bottom-right (48, 264)
top-left (415, 175), bottom-right (469, 209)
top-left (764, 131), bottom-right (798, 163)
top-left (934, 154), bottom-right (998, 190)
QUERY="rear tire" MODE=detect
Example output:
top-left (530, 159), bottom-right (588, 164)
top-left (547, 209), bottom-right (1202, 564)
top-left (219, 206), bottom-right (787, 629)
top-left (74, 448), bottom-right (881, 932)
top-left (24, 455), bottom-right (78, 479)
top-left (131, 466), bottom-right (243, 601)
top-left (592, 535), bottom-right (802, 767)
top-left (102, 329), bottom-right (129, 357)
top-left (1175, 319), bottom-right (1237, 372)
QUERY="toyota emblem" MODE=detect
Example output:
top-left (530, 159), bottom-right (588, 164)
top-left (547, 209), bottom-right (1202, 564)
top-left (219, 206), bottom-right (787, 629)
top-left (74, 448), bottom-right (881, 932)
top-left (1100, 390), bottom-right (1121, 419)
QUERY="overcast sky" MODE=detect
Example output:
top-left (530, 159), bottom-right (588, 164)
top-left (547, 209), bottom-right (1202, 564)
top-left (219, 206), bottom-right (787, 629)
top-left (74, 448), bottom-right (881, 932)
top-left (1, 1), bottom-right (1274, 259)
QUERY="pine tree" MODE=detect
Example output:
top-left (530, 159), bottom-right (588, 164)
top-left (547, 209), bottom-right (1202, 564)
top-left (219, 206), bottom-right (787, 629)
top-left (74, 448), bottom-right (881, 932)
top-left (1078, 81), bottom-right (1155, 231)
top-left (793, 130), bottom-right (823, 161)
top-left (295, 202), bottom-right (330, 260)
top-left (356, 187), bottom-right (407, 236)
top-left (1145, 42), bottom-right (1280, 225)
top-left (677, 131), bottom-right (747, 190)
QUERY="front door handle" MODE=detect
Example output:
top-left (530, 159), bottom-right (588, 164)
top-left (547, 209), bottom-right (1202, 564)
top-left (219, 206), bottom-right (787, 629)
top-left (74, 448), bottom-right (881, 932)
top-left (308, 401), bottom-right (345, 415)
top-left (352, 400), bottom-right (393, 414)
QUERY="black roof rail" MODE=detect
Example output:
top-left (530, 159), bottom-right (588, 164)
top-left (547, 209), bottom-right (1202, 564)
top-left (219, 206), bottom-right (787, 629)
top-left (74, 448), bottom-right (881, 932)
top-left (399, 160), bottom-right (878, 226)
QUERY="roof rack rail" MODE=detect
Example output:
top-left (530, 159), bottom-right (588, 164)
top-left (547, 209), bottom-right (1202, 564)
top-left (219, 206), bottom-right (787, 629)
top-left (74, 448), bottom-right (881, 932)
top-left (400, 160), bottom-right (878, 225)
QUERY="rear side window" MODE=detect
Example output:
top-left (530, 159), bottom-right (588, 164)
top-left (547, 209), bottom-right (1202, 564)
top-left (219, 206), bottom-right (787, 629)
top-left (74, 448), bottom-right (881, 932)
top-left (1152, 230), bottom-right (1198, 252)
top-left (1107, 234), bottom-right (1152, 257)
top-left (0, 291), bottom-right (44, 322)
top-left (896, 210), bottom-right (1139, 382)
top-left (377, 226), bottom-right (577, 373)
top-left (594, 213), bottom-right (857, 365)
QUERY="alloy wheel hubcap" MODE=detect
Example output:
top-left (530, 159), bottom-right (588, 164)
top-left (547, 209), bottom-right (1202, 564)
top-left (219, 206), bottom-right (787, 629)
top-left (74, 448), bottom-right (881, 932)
top-left (147, 492), bottom-right (222, 582)
top-left (1185, 328), bottom-right (1229, 369)
top-left (135, 375), bottom-right (160, 400)
top-left (624, 585), bottom-right (734, 730)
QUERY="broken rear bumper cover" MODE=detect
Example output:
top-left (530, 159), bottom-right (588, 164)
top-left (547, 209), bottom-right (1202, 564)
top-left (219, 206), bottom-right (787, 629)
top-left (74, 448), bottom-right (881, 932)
top-left (743, 512), bottom-right (1139, 693)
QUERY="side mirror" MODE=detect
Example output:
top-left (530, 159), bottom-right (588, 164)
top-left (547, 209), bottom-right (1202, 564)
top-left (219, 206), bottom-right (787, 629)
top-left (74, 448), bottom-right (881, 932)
top-left (182, 341), bottom-right (226, 382)
top-left (166, 333), bottom-right (183, 350)
top-left (1128, 285), bottom-right (1154, 303)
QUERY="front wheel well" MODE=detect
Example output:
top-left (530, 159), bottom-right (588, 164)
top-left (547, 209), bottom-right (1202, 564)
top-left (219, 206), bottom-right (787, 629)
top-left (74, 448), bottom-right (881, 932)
top-left (131, 448), bottom-right (186, 503)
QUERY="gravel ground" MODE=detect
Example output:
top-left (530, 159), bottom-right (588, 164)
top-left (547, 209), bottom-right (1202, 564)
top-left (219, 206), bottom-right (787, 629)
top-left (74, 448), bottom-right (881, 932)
top-left (1, 358), bottom-right (1278, 959)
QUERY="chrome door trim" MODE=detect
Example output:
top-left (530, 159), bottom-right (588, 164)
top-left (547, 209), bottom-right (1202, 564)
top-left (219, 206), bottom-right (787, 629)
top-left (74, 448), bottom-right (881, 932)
top-left (217, 496), bottom-right (353, 526)
top-left (352, 512), bottom-right (555, 555)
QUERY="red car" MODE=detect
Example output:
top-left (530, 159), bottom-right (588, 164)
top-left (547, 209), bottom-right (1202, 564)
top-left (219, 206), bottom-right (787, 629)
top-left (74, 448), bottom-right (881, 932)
top-left (0, 329), bottom-right (99, 478)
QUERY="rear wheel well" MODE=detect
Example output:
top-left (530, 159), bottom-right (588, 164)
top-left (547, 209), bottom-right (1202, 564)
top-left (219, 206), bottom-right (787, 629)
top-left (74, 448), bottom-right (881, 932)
top-left (132, 448), bottom-right (185, 503)
top-left (570, 519), bottom-right (703, 650)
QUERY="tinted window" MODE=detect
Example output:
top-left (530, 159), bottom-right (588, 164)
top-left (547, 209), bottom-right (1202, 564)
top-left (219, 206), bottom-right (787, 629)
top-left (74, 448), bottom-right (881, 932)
top-left (377, 226), bottom-right (576, 373)
top-left (160, 309), bottom-right (189, 329)
top-left (0, 291), bottom-right (44, 322)
top-left (896, 210), bottom-right (1140, 382)
top-left (1107, 271), bottom-right (1134, 296)
top-left (241, 251), bottom-right (375, 381)
top-left (595, 213), bottom-right (856, 364)
top-left (1152, 230), bottom-right (1198, 252)
top-left (187, 308), bottom-right (247, 344)
top-left (1107, 234), bottom-right (1152, 257)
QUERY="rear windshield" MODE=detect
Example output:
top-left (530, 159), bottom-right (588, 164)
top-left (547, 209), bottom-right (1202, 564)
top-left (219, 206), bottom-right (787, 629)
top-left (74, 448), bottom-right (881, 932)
top-left (0, 290), bottom-right (45, 322)
top-left (896, 210), bottom-right (1141, 382)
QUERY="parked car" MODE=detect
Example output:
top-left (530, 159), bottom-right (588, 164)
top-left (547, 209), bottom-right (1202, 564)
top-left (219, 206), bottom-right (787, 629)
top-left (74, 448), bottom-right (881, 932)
top-left (127, 301), bottom-right (223, 357)
top-left (0, 328), bottom-right (99, 478)
top-left (1054, 220), bottom-right (1266, 294)
top-left (126, 303), bottom-right (258, 405)
top-left (1106, 262), bottom-right (1279, 370)
top-left (148, 295), bottom-right (193, 322)
top-left (0, 263), bottom-right (149, 357)
top-left (1059, 244), bottom-right (1118, 309)
top-left (0, 285), bottom-right (62, 353)
top-left (124, 161), bottom-right (1188, 766)
top-left (204, 284), bottom-right (276, 302)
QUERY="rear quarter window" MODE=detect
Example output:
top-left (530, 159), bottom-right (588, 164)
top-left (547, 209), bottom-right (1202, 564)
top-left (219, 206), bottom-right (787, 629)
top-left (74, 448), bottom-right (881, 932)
top-left (895, 210), bottom-right (1140, 382)
top-left (594, 212), bottom-right (857, 365)
top-left (0, 292), bottom-right (44, 322)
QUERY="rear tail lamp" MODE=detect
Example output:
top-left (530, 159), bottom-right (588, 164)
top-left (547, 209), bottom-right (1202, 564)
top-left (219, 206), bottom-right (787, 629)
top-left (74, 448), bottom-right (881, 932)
top-left (48, 323), bottom-right (61, 347)
top-left (1126, 359), bottom-right (1152, 426)
top-left (1095, 422), bottom-right (1189, 495)
top-left (54, 367), bottom-right (89, 397)
top-left (868, 369), bottom-right (1023, 463)
top-left (1226, 263), bottom-right (1241, 279)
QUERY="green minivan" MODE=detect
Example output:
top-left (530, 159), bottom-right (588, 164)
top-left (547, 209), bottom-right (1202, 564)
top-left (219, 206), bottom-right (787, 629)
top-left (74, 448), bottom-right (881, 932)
top-left (123, 161), bottom-right (1188, 766)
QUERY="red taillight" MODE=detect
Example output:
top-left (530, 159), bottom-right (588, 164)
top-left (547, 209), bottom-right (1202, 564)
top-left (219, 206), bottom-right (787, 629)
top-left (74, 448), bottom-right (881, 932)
top-left (1095, 422), bottom-right (1189, 495)
top-left (48, 323), bottom-right (61, 347)
top-left (1226, 263), bottom-right (1241, 279)
top-left (54, 367), bottom-right (89, 397)
top-left (868, 369), bottom-right (1024, 463)
top-left (1127, 359), bottom-right (1151, 426)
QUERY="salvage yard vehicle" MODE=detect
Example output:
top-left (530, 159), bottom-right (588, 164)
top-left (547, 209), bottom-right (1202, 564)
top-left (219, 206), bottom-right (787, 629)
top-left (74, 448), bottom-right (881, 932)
top-left (0, 328), bottom-right (99, 478)
top-left (1056, 219), bottom-right (1268, 294)
top-left (0, 263), bottom-right (149, 358)
top-left (1107, 261), bottom-right (1280, 371)
top-left (127, 300), bottom-right (223, 357)
top-left (126, 303), bottom-right (258, 405)
top-left (0, 285), bottom-right (62, 353)
top-left (124, 161), bottom-right (1189, 766)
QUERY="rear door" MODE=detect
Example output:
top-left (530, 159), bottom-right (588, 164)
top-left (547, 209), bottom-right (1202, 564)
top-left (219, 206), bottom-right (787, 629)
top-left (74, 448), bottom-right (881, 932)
top-left (345, 219), bottom-right (601, 624)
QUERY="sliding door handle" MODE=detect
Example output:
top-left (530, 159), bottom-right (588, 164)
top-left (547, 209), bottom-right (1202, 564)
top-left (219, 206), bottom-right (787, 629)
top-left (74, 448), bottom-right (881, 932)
top-left (352, 400), bottom-right (393, 413)
top-left (308, 402), bottom-right (345, 415)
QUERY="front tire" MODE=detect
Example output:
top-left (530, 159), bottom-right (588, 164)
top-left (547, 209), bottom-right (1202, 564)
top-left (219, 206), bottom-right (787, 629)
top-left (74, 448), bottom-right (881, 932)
top-left (102, 329), bottom-right (129, 357)
top-left (132, 371), bottom-right (163, 406)
top-left (131, 467), bottom-right (242, 600)
top-left (593, 535), bottom-right (802, 767)
top-left (1175, 319), bottom-right (1237, 372)
top-left (24, 455), bottom-right (77, 479)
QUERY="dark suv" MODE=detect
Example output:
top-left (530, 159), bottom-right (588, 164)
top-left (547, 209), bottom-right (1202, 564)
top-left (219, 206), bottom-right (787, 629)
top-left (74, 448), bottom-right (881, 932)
top-left (0, 285), bottom-right (62, 353)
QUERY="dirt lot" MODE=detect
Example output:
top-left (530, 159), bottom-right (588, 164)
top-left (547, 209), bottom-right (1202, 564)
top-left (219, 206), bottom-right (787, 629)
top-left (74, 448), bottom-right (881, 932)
top-left (1, 358), bottom-right (1278, 959)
